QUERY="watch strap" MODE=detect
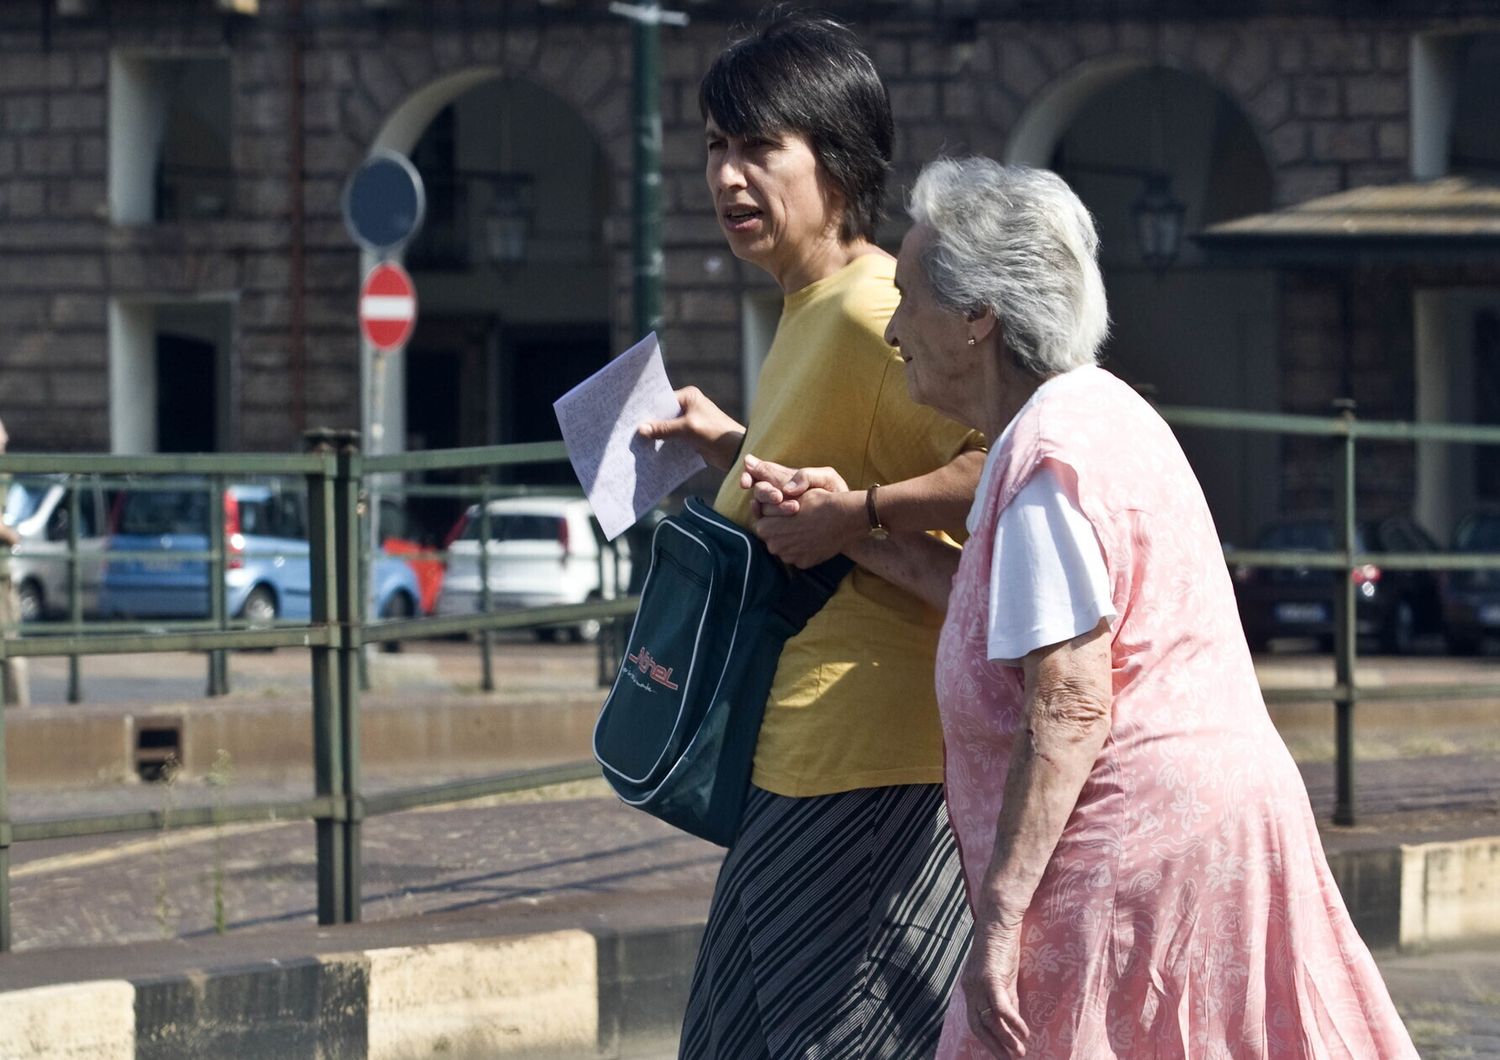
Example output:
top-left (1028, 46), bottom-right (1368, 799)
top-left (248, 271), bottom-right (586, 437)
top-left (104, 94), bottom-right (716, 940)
top-left (865, 483), bottom-right (888, 539)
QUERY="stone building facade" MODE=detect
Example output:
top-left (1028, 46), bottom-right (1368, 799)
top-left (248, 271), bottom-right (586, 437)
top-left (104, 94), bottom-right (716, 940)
top-left (1, 0), bottom-right (1497, 540)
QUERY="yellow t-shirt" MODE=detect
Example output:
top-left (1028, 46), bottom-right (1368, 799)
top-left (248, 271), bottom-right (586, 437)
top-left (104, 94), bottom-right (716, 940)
top-left (715, 253), bottom-right (983, 797)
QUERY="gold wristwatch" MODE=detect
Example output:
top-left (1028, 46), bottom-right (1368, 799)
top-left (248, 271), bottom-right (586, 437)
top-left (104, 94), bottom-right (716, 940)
top-left (866, 483), bottom-right (889, 541)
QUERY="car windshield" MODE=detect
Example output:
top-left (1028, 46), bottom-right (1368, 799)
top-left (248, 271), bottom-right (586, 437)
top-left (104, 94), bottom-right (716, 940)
top-left (118, 491), bottom-right (209, 536)
top-left (460, 512), bottom-right (561, 543)
top-left (2, 480), bottom-right (47, 525)
top-left (1455, 515), bottom-right (1500, 551)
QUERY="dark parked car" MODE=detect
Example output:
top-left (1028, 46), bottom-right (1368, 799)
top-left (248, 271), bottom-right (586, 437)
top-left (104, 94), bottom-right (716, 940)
top-left (1233, 515), bottom-right (1445, 654)
top-left (1440, 509), bottom-right (1500, 655)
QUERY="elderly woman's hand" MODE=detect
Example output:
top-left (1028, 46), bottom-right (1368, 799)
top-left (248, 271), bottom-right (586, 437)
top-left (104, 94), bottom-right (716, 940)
top-left (740, 454), bottom-right (848, 513)
top-left (962, 912), bottom-right (1030, 1057)
top-left (740, 455), bottom-right (861, 568)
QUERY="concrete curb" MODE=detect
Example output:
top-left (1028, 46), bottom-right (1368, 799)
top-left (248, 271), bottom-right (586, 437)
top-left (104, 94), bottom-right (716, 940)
top-left (0, 924), bottom-right (702, 1060)
top-left (2, 836), bottom-right (1497, 1060)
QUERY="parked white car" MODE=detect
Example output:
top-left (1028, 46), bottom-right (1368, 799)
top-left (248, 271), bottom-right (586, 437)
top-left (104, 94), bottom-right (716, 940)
top-left (4, 477), bottom-right (112, 621)
top-left (436, 497), bottom-right (630, 642)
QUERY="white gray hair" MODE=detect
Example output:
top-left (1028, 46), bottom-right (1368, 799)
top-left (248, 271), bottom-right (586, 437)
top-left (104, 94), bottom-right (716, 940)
top-left (907, 158), bottom-right (1109, 378)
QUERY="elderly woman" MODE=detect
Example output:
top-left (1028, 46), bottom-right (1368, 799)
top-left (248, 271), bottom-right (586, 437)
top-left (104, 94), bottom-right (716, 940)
top-left (750, 159), bottom-right (1415, 1058)
top-left (638, 14), bottom-right (985, 1059)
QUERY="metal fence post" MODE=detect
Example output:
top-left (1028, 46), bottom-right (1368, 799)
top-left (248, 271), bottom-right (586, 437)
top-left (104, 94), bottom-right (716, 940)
top-left (0, 637), bottom-right (10, 952)
top-left (356, 501), bottom-right (371, 695)
top-left (596, 537), bottom-right (619, 687)
top-left (1331, 400), bottom-right (1358, 827)
top-left (207, 476), bottom-right (230, 697)
top-left (478, 474), bottom-right (494, 693)
top-left (66, 478), bottom-right (82, 703)
top-left (304, 429), bottom-right (351, 924)
top-left (335, 438), bottom-right (364, 921)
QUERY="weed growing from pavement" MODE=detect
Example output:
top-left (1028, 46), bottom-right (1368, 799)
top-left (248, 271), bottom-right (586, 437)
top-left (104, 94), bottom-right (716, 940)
top-left (207, 749), bottom-right (233, 934)
top-left (154, 755), bottom-right (180, 938)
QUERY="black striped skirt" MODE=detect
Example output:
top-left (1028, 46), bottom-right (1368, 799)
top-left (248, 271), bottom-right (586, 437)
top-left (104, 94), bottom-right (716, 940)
top-left (678, 783), bottom-right (971, 1060)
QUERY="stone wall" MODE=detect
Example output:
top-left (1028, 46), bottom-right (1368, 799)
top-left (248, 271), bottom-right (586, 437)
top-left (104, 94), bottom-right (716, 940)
top-left (0, 0), bottom-right (1486, 471)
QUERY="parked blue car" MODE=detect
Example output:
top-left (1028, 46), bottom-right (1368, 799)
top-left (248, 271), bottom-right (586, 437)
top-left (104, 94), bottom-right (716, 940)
top-left (99, 482), bottom-right (421, 627)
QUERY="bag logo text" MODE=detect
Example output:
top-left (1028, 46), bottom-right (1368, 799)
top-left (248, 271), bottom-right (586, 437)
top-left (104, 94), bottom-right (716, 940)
top-left (626, 646), bottom-right (680, 691)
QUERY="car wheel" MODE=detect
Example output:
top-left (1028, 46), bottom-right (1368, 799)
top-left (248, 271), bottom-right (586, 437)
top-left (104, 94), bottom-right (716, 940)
top-left (570, 592), bottom-right (604, 644)
top-left (16, 580), bottom-right (43, 624)
top-left (536, 627), bottom-right (563, 643)
top-left (240, 586), bottom-right (278, 628)
top-left (1381, 599), bottom-right (1416, 655)
top-left (378, 592), bottom-right (413, 653)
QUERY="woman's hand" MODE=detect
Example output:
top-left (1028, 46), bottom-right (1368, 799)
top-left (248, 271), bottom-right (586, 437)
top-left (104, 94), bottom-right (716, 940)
top-left (961, 913), bottom-right (1030, 1057)
top-left (740, 455), bottom-right (861, 568)
top-left (740, 454), bottom-right (847, 513)
top-left (637, 386), bottom-right (746, 472)
top-left (964, 623), bottom-right (1113, 1056)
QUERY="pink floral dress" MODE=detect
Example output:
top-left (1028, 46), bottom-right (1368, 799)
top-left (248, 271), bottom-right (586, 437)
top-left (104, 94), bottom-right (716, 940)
top-left (935, 367), bottom-right (1415, 1059)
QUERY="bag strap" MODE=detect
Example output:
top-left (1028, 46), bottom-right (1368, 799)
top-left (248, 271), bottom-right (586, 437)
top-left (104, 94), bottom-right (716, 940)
top-left (771, 554), bottom-right (855, 636)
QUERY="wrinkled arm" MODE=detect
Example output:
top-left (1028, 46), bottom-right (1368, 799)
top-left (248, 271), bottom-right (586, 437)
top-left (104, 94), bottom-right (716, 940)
top-left (843, 531), bottom-right (959, 612)
top-left (858, 448), bottom-right (986, 534)
top-left (960, 620), bottom-right (1113, 1056)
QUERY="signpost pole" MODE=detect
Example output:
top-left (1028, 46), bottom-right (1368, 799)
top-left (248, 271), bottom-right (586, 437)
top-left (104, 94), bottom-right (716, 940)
top-left (343, 156), bottom-right (425, 652)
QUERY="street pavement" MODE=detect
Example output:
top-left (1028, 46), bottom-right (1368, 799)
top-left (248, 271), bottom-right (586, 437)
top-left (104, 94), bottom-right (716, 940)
top-left (3, 638), bottom-right (1499, 1054)
top-left (1378, 946), bottom-right (1500, 1059)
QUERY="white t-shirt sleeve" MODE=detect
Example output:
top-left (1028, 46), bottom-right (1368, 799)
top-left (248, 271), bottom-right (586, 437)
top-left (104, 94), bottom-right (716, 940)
top-left (987, 465), bottom-right (1116, 663)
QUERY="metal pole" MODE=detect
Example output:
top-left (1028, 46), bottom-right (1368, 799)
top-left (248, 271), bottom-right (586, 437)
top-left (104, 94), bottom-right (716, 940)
top-left (357, 482), bottom-right (371, 695)
top-left (207, 476), bottom-right (229, 696)
top-left (478, 474), bottom-right (494, 693)
top-left (303, 429), bottom-right (347, 925)
top-left (0, 636), bottom-right (10, 952)
top-left (1332, 400), bottom-right (1358, 827)
top-left (595, 535), bottom-right (613, 687)
top-left (630, 2), bottom-right (665, 339)
top-left (65, 478), bottom-right (82, 703)
top-left (337, 439), bottom-right (364, 921)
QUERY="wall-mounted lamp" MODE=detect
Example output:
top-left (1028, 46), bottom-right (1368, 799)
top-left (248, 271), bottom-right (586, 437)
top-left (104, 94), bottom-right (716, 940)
top-left (483, 174), bottom-right (532, 265)
top-left (1132, 173), bottom-right (1186, 273)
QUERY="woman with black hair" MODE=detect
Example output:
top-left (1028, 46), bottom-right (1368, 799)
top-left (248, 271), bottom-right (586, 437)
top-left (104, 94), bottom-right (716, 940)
top-left (639, 11), bottom-right (984, 1059)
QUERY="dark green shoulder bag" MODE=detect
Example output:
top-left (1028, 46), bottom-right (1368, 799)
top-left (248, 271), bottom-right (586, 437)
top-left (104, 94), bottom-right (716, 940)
top-left (593, 498), bottom-right (852, 847)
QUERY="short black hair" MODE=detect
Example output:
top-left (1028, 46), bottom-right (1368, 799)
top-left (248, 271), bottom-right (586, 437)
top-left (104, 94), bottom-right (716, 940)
top-left (700, 9), bottom-right (893, 244)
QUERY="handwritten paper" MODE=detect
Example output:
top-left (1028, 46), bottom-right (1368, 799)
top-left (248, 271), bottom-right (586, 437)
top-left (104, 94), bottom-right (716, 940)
top-left (553, 332), bottom-right (705, 539)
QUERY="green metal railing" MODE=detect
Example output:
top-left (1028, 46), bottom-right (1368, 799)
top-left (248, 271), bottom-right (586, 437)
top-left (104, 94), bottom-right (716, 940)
top-left (0, 432), bottom-right (635, 951)
top-left (1160, 401), bottom-right (1500, 827)
top-left (2, 407), bottom-right (1500, 952)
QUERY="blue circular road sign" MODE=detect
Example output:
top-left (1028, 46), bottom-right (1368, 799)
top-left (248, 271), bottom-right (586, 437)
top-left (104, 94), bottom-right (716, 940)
top-left (342, 150), bottom-right (426, 254)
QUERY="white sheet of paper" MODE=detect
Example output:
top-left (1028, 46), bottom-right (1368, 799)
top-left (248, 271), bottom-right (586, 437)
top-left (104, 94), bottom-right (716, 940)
top-left (553, 332), bottom-right (706, 540)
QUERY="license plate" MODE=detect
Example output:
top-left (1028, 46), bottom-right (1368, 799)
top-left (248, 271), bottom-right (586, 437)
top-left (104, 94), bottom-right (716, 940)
top-left (1480, 603), bottom-right (1500, 626)
top-left (1275, 602), bottom-right (1328, 624)
top-left (143, 559), bottom-right (184, 572)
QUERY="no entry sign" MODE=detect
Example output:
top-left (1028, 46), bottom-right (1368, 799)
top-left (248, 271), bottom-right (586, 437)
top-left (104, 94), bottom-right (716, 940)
top-left (359, 262), bottom-right (417, 351)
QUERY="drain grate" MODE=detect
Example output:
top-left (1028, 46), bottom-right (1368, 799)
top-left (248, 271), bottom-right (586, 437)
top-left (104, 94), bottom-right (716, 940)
top-left (136, 725), bottom-right (181, 782)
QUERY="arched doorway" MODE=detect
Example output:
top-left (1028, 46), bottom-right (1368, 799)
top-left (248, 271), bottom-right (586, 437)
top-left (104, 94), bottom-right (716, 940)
top-left (362, 71), bottom-right (612, 540)
top-left (364, 72), bottom-right (611, 470)
top-left (1009, 62), bottom-right (1278, 545)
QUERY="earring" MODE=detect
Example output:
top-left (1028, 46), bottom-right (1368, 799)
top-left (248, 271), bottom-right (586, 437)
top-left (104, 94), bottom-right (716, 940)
top-left (966, 336), bottom-right (976, 346)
